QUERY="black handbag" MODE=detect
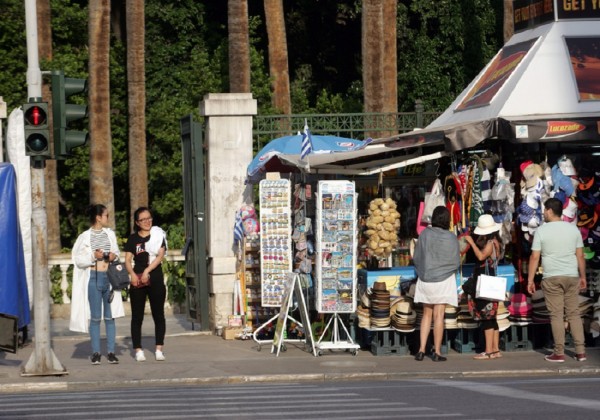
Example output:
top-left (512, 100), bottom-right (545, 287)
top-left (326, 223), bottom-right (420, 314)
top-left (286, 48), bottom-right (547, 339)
top-left (461, 276), bottom-right (477, 297)
top-left (107, 260), bottom-right (131, 290)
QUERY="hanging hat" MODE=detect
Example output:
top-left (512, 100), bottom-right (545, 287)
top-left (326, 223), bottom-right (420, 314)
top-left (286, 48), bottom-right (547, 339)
top-left (577, 206), bottom-right (598, 227)
top-left (520, 160), bottom-right (534, 174)
top-left (523, 164), bottom-right (544, 189)
top-left (584, 247), bottom-right (595, 260)
top-left (558, 156), bottom-right (577, 176)
top-left (578, 168), bottom-right (595, 190)
top-left (563, 198), bottom-right (578, 219)
top-left (474, 214), bottom-right (501, 235)
top-left (580, 226), bottom-right (590, 241)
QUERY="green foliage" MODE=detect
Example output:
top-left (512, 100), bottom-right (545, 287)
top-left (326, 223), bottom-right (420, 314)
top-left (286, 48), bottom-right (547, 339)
top-left (0, 1), bottom-right (27, 108)
top-left (396, 0), bottom-right (501, 112)
top-left (50, 265), bottom-right (72, 304)
top-left (164, 259), bottom-right (186, 305)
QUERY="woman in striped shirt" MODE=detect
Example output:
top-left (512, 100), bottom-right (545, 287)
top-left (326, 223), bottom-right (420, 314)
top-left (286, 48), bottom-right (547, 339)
top-left (71, 204), bottom-right (124, 365)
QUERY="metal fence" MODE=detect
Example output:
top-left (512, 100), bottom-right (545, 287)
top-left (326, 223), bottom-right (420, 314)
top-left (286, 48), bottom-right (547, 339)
top-left (253, 102), bottom-right (442, 150)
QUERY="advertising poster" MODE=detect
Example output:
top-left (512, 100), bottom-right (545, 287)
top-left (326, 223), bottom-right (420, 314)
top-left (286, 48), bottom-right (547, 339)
top-left (456, 39), bottom-right (537, 111)
top-left (566, 37), bottom-right (600, 101)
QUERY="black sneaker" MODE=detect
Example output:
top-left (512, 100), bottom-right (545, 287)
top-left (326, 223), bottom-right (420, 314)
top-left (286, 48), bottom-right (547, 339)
top-left (91, 352), bottom-right (101, 365)
top-left (107, 353), bottom-right (119, 364)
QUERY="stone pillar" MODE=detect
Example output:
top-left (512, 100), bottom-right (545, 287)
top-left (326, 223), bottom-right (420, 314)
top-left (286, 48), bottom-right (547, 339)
top-left (199, 93), bottom-right (256, 330)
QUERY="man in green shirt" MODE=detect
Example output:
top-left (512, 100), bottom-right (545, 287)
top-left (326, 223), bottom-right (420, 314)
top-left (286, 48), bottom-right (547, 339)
top-left (527, 198), bottom-right (587, 363)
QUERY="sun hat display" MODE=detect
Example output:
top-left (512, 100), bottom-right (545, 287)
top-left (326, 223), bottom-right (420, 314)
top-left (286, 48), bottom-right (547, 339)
top-left (473, 214), bottom-right (501, 235)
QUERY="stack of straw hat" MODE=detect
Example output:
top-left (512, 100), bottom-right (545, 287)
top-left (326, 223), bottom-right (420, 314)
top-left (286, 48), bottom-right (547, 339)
top-left (370, 281), bottom-right (391, 328)
top-left (390, 296), bottom-right (416, 332)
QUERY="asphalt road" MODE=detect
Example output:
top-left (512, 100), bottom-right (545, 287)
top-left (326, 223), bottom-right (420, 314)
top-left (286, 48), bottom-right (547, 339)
top-left (2, 375), bottom-right (599, 419)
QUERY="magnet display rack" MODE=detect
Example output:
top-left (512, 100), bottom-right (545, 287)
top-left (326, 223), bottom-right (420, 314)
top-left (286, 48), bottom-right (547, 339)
top-left (314, 180), bottom-right (360, 355)
top-left (253, 179), bottom-right (294, 348)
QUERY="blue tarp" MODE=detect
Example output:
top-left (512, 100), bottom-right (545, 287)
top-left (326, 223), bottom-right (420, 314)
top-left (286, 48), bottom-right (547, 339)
top-left (0, 162), bottom-right (30, 329)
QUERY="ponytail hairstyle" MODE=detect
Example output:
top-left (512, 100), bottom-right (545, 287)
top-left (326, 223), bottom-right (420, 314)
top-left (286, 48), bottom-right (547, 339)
top-left (87, 204), bottom-right (107, 226)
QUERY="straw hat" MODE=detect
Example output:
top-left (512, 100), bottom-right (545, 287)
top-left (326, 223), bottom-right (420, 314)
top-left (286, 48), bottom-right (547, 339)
top-left (473, 214), bottom-right (501, 236)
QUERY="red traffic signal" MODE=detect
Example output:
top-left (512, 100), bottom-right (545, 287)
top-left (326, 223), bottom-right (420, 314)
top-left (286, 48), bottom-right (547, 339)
top-left (24, 105), bottom-right (48, 126)
top-left (23, 102), bottom-right (51, 159)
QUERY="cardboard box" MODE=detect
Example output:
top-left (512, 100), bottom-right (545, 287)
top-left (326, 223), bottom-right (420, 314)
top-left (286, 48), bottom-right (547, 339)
top-left (228, 315), bottom-right (243, 327)
top-left (223, 327), bottom-right (244, 340)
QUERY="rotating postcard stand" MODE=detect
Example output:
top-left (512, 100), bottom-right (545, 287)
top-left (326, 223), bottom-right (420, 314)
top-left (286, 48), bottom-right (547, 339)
top-left (252, 179), bottom-right (312, 352)
top-left (314, 180), bottom-right (360, 356)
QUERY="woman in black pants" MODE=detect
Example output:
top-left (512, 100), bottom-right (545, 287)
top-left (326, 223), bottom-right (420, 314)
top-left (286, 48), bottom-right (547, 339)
top-left (125, 207), bottom-right (168, 362)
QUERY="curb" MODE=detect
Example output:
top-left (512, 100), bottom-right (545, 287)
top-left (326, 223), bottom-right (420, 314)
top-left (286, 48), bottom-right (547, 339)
top-left (2, 367), bottom-right (599, 394)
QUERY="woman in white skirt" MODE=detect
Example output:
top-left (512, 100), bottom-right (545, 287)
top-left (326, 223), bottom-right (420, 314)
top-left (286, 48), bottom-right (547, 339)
top-left (412, 206), bottom-right (460, 361)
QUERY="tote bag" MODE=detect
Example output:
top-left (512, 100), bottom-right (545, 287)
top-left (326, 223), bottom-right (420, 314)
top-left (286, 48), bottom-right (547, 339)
top-left (475, 274), bottom-right (506, 301)
top-left (475, 244), bottom-right (505, 301)
top-left (421, 179), bottom-right (445, 223)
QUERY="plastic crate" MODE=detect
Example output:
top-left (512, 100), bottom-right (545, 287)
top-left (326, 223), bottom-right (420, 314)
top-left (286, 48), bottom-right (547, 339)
top-left (500, 325), bottom-right (533, 352)
top-left (452, 328), bottom-right (478, 353)
top-left (370, 329), bottom-right (410, 356)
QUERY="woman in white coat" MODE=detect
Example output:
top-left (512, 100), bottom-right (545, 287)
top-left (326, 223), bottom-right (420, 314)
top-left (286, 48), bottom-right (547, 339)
top-left (71, 204), bottom-right (125, 365)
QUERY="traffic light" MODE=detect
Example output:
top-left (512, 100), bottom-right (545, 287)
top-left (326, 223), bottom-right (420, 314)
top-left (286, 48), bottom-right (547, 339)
top-left (23, 101), bottom-right (51, 158)
top-left (51, 70), bottom-right (89, 159)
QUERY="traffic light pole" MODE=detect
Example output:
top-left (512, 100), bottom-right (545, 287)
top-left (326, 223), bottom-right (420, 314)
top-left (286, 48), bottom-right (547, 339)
top-left (21, 0), bottom-right (66, 376)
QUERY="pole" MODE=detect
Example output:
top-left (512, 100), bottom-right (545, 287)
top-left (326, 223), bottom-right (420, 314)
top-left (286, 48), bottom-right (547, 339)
top-left (0, 96), bottom-right (6, 161)
top-left (21, 0), bottom-right (66, 376)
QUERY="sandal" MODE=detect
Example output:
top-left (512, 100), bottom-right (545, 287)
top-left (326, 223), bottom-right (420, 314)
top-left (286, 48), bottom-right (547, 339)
top-left (490, 351), bottom-right (502, 359)
top-left (473, 352), bottom-right (492, 360)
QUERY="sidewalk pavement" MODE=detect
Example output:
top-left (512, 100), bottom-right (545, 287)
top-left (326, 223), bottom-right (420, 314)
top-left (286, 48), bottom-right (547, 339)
top-left (1, 314), bottom-right (599, 393)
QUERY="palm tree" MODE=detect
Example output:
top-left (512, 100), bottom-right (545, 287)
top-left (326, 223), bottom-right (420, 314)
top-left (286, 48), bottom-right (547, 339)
top-left (382, 0), bottom-right (398, 136)
top-left (264, 0), bottom-right (291, 114)
top-left (37, 0), bottom-right (61, 253)
top-left (89, 0), bottom-right (116, 227)
top-left (126, 0), bottom-right (148, 226)
top-left (228, 0), bottom-right (251, 93)
top-left (503, 0), bottom-right (514, 43)
top-left (362, 0), bottom-right (398, 138)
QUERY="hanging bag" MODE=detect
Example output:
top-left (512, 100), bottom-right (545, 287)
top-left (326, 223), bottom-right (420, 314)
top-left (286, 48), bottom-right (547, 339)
top-left (107, 259), bottom-right (131, 290)
top-left (421, 179), bottom-right (445, 223)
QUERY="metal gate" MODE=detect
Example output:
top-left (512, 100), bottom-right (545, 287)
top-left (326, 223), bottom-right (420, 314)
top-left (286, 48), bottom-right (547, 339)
top-left (180, 115), bottom-right (209, 330)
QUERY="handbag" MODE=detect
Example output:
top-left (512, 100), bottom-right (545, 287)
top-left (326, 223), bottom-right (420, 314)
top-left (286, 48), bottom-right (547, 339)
top-left (421, 179), bottom-right (445, 223)
top-left (107, 260), bottom-right (131, 290)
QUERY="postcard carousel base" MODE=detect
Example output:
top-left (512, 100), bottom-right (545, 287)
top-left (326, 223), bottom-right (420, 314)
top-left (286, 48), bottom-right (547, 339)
top-left (315, 313), bottom-right (360, 356)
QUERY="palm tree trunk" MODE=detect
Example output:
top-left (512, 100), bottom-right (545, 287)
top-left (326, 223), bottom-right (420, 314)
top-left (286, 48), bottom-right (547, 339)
top-left (382, 0), bottom-right (398, 137)
top-left (264, 0), bottom-right (291, 114)
top-left (503, 0), bottom-right (514, 43)
top-left (362, 0), bottom-right (384, 138)
top-left (126, 0), bottom-right (148, 227)
top-left (89, 0), bottom-right (116, 228)
top-left (228, 0), bottom-right (251, 93)
top-left (37, 0), bottom-right (61, 253)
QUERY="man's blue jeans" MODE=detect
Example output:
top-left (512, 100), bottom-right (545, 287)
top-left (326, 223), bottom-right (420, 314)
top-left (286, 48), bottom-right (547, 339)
top-left (88, 270), bottom-right (115, 354)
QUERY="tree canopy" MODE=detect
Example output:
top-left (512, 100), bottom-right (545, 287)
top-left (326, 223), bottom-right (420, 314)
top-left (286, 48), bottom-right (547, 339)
top-left (0, 0), bottom-right (503, 247)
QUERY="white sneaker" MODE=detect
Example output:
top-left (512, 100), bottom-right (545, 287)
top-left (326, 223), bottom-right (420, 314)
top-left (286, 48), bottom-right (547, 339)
top-left (135, 350), bottom-right (146, 362)
top-left (155, 350), bottom-right (165, 361)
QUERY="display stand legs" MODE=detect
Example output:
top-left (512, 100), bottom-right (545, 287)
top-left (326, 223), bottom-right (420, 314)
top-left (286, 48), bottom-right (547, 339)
top-left (315, 313), bottom-right (360, 356)
top-left (252, 313), bottom-right (306, 352)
